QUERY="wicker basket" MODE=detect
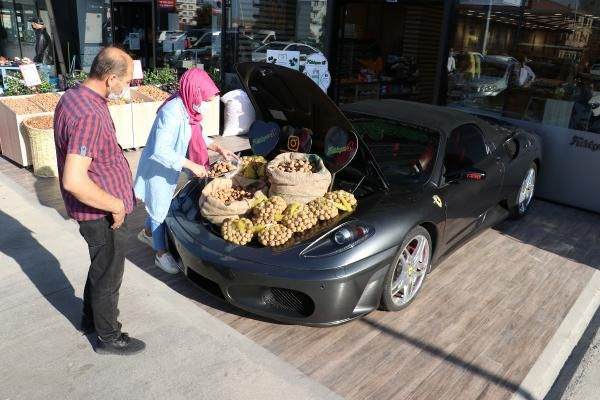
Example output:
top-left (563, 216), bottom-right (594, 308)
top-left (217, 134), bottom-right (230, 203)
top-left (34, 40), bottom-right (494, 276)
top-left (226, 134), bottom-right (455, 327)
top-left (23, 117), bottom-right (58, 178)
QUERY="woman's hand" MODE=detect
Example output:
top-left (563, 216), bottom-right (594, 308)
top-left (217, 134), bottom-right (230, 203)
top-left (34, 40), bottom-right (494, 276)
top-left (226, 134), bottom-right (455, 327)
top-left (183, 159), bottom-right (208, 178)
top-left (209, 143), bottom-right (239, 161)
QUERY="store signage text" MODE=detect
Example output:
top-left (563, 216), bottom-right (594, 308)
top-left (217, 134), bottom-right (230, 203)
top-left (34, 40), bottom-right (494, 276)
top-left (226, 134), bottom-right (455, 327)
top-left (570, 135), bottom-right (600, 152)
top-left (158, 0), bottom-right (176, 9)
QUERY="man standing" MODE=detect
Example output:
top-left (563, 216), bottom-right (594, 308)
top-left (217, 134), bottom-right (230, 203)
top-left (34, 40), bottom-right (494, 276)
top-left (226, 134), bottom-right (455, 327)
top-left (54, 47), bottom-right (145, 355)
top-left (28, 17), bottom-right (53, 67)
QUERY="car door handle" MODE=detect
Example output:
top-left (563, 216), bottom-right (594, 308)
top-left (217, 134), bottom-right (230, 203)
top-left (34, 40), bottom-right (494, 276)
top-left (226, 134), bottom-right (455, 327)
top-left (495, 156), bottom-right (502, 163)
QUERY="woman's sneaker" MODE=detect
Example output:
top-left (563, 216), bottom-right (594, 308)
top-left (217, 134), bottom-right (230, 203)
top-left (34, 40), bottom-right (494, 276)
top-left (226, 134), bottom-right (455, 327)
top-left (137, 229), bottom-right (153, 248)
top-left (155, 252), bottom-right (180, 274)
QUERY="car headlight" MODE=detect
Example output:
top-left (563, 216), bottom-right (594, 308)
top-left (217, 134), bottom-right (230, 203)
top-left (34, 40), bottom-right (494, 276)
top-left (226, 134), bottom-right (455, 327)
top-left (301, 221), bottom-right (375, 258)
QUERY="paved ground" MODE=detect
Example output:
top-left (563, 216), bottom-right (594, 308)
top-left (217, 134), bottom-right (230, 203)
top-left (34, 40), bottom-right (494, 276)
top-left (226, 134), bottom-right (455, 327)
top-left (0, 170), bottom-right (341, 399)
top-left (546, 307), bottom-right (600, 400)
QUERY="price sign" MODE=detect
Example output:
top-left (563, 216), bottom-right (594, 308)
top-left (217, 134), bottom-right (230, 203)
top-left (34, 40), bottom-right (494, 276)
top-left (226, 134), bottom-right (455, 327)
top-left (133, 60), bottom-right (144, 80)
top-left (19, 64), bottom-right (41, 87)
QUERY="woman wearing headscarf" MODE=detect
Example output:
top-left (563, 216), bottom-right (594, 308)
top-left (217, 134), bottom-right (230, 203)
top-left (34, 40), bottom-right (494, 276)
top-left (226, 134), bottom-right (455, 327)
top-left (134, 68), bottom-right (236, 273)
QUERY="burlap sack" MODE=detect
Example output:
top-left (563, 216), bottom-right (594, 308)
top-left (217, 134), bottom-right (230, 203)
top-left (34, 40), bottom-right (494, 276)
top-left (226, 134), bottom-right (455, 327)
top-left (199, 177), bottom-right (267, 225)
top-left (267, 153), bottom-right (332, 204)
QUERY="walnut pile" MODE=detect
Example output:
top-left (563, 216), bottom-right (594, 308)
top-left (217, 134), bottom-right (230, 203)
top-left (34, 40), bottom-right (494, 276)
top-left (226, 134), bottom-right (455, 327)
top-left (252, 196), bottom-right (287, 225)
top-left (307, 197), bottom-right (339, 221)
top-left (29, 93), bottom-right (61, 112)
top-left (209, 186), bottom-right (253, 205)
top-left (257, 224), bottom-right (293, 247)
top-left (25, 115), bottom-right (54, 130)
top-left (276, 159), bottom-right (316, 173)
top-left (324, 190), bottom-right (358, 212)
top-left (221, 218), bottom-right (254, 245)
top-left (137, 85), bottom-right (170, 101)
top-left (208, 160), bottom-right (237, 178)
top-left (1, 98), bottom-right (43, 114)
top-left (281, 203), bottom-right (318, 233)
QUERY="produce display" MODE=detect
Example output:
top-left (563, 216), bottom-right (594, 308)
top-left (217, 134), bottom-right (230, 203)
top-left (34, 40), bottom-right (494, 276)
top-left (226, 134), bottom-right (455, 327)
top-left (136, 85), bottom-right (170, 101)
top-left (208, 159), bottom-right (237, 178)
top-left (257, 224), bottom-right (293, 247)
top-left (221, 218), bottom-right (255, 245)
top-left (252, 196), bottom-right (287, 225)
top-left (276, 158), bottom-right (316, 173)
top-left (324, 190), bottom-right (358, 212)
top-left (201, 151), bottom-right (359, 248)
top-left (281, 203), bottom-right (318, 233)
top-left (209, 186), bottom-right (253, 205)
top-left (1, 98), bottom-right (44, 114)
top-left (24, 115), bottom-right (54, 130)
top-left (107, 97), bottom-right (146, 106)
top-left (307, 197), bottom-right (339, 221)
top-left (240, 155), bottom-right (267, 179)
top-left (29, 93), bottom-right (61, 112)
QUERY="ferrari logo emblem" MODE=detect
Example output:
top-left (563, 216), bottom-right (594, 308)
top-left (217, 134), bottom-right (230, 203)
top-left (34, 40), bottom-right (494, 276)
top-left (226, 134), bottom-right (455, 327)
top-left (433, 195), bottom-right (443, 208)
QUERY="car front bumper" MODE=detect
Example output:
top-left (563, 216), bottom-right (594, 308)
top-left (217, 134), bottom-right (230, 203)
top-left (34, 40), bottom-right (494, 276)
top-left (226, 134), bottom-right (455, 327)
top-left (166, 222), bottom-right (397, 326)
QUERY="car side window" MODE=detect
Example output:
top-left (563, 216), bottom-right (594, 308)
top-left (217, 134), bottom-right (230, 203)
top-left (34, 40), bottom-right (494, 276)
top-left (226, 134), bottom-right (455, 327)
top-left (444, 124), bottom-right (488, 176)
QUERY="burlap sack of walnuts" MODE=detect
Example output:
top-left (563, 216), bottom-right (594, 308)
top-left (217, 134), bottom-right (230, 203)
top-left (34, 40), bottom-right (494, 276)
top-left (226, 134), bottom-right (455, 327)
top-left (267, 153), bottom-right (331, 204)
top-left (199, 177), bottom-right (267, 225)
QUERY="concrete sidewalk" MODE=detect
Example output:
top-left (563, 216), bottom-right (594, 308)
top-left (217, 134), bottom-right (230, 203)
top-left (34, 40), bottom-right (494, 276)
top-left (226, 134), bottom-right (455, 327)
top-left (0, 172), bottom-right (341, 400)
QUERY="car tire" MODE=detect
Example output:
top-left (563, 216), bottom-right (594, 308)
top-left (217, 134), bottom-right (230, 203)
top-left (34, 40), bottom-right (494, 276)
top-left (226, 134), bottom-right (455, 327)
top-left (509, 162), bottom-right (537, 219)
top-left (380, 226), bottom-right (432, 312)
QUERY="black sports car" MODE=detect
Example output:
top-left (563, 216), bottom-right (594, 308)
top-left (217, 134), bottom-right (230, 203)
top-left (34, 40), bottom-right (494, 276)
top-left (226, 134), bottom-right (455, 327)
top-left (165, 63), bottom-right (542, 325)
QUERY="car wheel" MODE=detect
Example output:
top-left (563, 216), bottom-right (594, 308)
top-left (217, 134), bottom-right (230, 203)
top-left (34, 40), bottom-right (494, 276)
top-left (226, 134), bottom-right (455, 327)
top-left (380, 226), bottom-right (432, 312)
top-left (509, 162), bottom-right (537, 219)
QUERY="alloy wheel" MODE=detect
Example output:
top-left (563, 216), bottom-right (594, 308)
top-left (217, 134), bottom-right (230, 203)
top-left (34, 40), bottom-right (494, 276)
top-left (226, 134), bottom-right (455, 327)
top-left (390, 234), bottom-right (430, 306)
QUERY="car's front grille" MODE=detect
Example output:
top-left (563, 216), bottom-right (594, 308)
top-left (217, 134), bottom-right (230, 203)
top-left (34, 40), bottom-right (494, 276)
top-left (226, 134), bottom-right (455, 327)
top-left (263, 288), bottom-right (315, 317)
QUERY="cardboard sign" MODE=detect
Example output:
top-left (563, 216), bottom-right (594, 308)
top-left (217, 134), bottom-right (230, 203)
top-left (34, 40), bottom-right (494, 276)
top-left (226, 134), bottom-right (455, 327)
top-left (19, 64), bottom-right (41, 87)
top-left (266, 50), bottom-right (301, 71)
top-left (133, 60), bottom-right (144, 80)
top-left (323, 127), bottom-right (358, 173)
top-left (303, 52), bottom-right (331, 93)
top-left (248, 120), bottom-right (280, 156)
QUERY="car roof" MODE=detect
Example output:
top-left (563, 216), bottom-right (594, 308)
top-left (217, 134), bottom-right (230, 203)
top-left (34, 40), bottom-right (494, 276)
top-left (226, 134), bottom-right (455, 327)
top-left (342, 99), bottom-right (485, 137)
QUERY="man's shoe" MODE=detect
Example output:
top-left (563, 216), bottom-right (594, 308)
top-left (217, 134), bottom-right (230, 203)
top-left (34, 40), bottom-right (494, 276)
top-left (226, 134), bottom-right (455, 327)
top-left (79, 316), bottom-right (95, 335)
top-left (137, 229), bottom-right (153, 248)
top-left (96, 333), bottom-right (145, 356)
top-left (155, 252), bottom-right (180, 274)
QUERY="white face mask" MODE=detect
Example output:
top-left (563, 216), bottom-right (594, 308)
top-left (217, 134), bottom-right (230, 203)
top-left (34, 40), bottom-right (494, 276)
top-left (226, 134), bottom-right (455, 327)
top-left (193, 101), bottom-right (210, 114)
top-left (108, 78), bottom-right (130, 100)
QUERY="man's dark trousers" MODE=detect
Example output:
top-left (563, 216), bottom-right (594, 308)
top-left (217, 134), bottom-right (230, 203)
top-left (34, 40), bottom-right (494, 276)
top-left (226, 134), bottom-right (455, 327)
top-left (78, 216), bottom-right (127, 340)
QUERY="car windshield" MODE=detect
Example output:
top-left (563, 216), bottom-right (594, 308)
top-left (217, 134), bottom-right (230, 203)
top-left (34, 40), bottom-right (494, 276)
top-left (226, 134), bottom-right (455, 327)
top-left (350, 116), bottom-right (439, 184)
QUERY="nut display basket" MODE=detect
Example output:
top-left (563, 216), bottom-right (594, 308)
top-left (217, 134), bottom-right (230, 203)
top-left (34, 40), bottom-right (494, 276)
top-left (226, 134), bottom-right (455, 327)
top-left (22, 117), bottom-right (58, 177)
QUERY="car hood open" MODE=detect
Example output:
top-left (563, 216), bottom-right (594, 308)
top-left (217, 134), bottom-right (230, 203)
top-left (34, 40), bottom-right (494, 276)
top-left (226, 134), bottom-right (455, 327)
top-left (236, 63), bottom-right (355, 158)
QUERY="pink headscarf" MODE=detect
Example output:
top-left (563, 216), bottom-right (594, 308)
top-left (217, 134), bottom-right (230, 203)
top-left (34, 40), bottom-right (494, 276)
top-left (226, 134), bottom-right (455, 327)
top-left (158, 68), bottom-right (219, 166)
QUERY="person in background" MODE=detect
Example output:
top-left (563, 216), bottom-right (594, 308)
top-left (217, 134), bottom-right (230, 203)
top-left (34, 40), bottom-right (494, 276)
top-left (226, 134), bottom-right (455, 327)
top-left (447, 48), bottom-right (456, 74)
top-left (54, 46), bottom-right (145, 355)
top-left (134, 68), bottom-right (237, 274)
top-left (518, 55), bottom-right (536, 87)
top-left (29, 17), bottom-right (53, 77)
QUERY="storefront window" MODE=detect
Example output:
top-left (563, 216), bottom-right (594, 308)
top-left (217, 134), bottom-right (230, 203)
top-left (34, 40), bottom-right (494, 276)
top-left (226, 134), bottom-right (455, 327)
top-left (155, 0), bottom-right (222, 76)
top-left (76, 0), bottom-right (112, 69)
top-left (222, 0), bottom-right (329, 89)
top-left (333, 0), bottom-right (444, 105)
top-left (447, 0), bottom-right (600, 135)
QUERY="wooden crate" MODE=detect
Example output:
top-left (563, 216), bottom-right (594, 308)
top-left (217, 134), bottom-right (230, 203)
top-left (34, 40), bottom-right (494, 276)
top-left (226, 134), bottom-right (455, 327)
top-left (130, 89), bottom-right (161, 148)
top-left (107, 89), bottom-right (149, 150)
top-left (202, 95), bottom-right (220, 137)
top-left (0, 94), bottom-right (54, 166)
top-left (129, 91), bottom-right (221, 149)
